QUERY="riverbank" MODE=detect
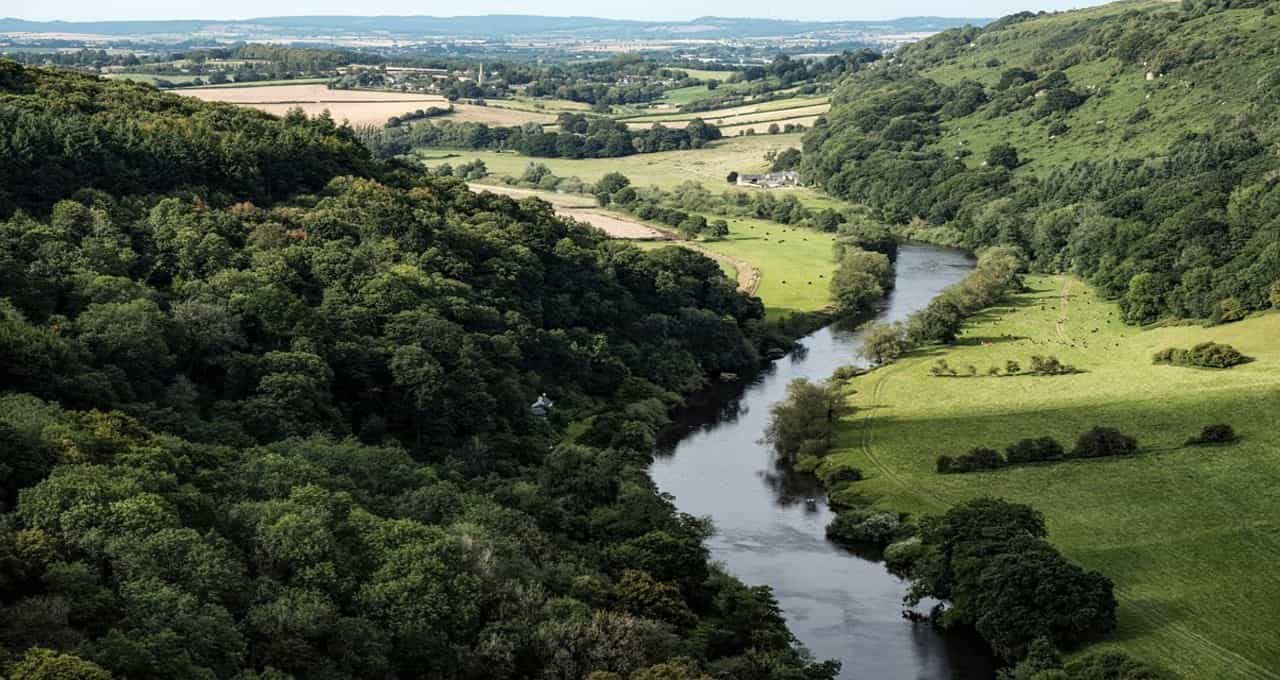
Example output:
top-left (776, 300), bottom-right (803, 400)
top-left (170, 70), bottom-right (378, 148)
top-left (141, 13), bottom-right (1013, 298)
top-left (825, 274), bottom-right (1280, 679)
top-left (650, 244), bottom-right (992, 679)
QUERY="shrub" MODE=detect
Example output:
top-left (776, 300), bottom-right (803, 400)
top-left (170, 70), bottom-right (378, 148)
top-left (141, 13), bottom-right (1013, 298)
top-left (1072, 427), bottom-right (1138, 459)
top-left (823, 465), bottom-right (865, 485)
top-left (1153, 342), bottom-right (1248, 368)
top-left (1187, 424), bottom-right (1237, 446)
top-left (826, 509), bottom-right (902, 545)
top-left (830, 365), bottom-right (864, 381)
top-left (884, 536), bottom-right (925, 574)
top-left (1029, 355), bottom-right (1078, 375)
top-left (1214, 297), bottom-right (1246, 323)
top-left (930, 359), bottom-right (959, 377)
top-left (1005, 437), bottom-right (1066, 464)
top-left (939, 447), bottom-right (1006, 474)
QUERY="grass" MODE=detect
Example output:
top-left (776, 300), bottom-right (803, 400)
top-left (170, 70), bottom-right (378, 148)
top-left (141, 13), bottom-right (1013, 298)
top-left (828, 274), bottom-right (1280, 680)
top-left (914, 1), bottom-right (1280, 175)
top-left (666, 66), bottom-right (736, 81)
top-left (428, 133), bottom-right (804, 190)
top-left (694, 216), bottom-right (836, 319)
top-left (657, 85), bottom-right (717, 106)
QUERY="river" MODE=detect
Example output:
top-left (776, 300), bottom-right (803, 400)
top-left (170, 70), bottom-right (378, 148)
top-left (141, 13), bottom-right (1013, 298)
top-left (650, 243), bottom-right (997, 679)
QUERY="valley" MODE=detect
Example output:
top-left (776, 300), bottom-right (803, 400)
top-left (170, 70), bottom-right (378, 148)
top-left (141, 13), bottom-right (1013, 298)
top-left (3, 0), bottom-right (1280, 678)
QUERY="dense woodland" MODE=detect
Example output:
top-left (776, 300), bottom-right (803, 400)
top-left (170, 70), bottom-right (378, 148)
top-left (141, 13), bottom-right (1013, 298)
top-left (0, 61), bottom-right (839, 679)
top-left (362, 114), bottom-right (722, 160)
top-left (802, 0), bottom-right (1280, 325)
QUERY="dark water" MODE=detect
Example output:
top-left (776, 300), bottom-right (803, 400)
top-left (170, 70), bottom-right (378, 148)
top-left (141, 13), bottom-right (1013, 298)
top-left (651, 244), bottom-right (998, 679)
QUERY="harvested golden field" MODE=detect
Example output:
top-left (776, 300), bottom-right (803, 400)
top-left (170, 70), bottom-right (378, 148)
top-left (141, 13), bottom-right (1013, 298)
top-left (467, 183), bottom-right (665, 240)
top-left (620, 97), bottom-right (829, 124)
top-left (442, 104), bottom-right (557, 126)
top-left (178, 84), bottom-right (447, 125)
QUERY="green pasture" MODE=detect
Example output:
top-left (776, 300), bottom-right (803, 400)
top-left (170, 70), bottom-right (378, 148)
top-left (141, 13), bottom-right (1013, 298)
top-left (829, 274), bottom-right (1280, 679)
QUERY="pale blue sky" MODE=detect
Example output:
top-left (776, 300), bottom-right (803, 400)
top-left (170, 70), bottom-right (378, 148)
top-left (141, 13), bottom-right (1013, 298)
top-left (10, 0), bottom-right (1109, 23)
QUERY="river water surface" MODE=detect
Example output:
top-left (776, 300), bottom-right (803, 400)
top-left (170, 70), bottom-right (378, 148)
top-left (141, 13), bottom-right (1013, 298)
top-left (650, 244), bottom-right (997, 679)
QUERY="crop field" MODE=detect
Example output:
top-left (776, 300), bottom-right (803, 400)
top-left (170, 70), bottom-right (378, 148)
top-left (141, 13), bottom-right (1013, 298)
top-left (619, 96), bottom-right (829, 124)
top-left (491, 96), bottom-right (592, 113)
top-left (720, 115), bottom-right (824, 136)
top-left (428, 133), bottom-right (805, 189)
top-left (623, 105), bottom-right (829, 134)
top-left (107, 73), bottom-right (204, 85)
top-left (829, 275), bottom-right (1280, 679)
top-left (178, 83), bottom-right (448, 125)
top-left (442, 103), bottom-right (558, 125)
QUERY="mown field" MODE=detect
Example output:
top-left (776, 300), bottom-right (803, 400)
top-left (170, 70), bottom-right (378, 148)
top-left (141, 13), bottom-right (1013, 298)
top-left (829, 274), bottom-right (1280, 680)
top-left (425, 133), bottom-right (805, 189)
top-left (178, 83), bottom-right (448, 125)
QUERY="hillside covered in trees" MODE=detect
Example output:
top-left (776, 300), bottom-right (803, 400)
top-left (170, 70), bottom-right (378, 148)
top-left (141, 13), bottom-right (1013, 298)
top-left (0, 61), bottom-right (837, 679)
top-left (802, 0), bottom-right (1280, 324)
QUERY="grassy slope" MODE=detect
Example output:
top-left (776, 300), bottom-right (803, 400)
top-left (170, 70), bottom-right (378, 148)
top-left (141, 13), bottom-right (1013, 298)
top-left (828, 275), bottom-right (1280, 679)
top-left (916, 1), bottom-right (1280, 175)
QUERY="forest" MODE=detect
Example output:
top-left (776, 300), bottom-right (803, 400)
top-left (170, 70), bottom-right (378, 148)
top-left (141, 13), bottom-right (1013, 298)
top-left (362, 114), bottom-right (723, 160)
top-left (0, 60), bottom-right (837, 679)
top-left (800, 0), bottom-right (1280, 324)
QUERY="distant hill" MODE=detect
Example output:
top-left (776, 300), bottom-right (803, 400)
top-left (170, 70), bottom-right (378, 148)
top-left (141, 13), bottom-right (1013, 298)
top-left (0, 14), bottom-right (987, 40)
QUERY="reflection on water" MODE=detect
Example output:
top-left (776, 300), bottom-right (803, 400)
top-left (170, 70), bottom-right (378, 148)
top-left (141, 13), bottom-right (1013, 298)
top-left (650, 244), bottom-right (998, 679)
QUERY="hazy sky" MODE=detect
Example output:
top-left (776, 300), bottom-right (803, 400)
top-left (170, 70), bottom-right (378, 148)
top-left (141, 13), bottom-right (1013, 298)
top-left (11, 0), bottom-right (1108, 23)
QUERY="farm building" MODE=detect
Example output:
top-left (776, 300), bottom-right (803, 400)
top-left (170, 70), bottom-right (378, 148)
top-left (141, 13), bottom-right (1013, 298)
top-left (736, 171), bottom-right (800, 188)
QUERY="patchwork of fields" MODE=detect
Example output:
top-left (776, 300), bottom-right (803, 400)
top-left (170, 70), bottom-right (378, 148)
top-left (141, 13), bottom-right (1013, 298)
top-left (830, 275), bottom-right (1280, 679)
top-left (178, 83), bottom-right (449, 125)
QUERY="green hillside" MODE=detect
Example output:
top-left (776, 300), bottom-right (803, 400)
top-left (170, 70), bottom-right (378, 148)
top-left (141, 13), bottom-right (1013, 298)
top-left (802, 0), bottom-right (1280, 326)
top-left (902, 0), bottom-right (1280, 171)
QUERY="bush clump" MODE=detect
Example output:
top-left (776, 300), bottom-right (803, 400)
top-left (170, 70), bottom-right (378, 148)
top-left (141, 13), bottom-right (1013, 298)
top-left (1072, 427), bottom-right (1138, 459)
top-left (1153, 342), bottom-right (1248, 368)
top-left (822, 465), bottom-right (865, 485)
top-left (1187, 424), bottom-right (1237, 446)
top-left (937, 447), bottom-right (1006, 474)
top-left (825, 509), bottom-right (902, 545)
top-left (1005, 437), bottom-right (1066, 464)
top-left (883, 536), bottom-right (925, 574)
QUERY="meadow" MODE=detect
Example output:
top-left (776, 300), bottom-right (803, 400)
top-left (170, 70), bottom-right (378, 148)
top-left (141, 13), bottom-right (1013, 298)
top-left (426, 133), bottom-right (807, 189)
top-left (829, 275), bottom-right (1280, 679)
